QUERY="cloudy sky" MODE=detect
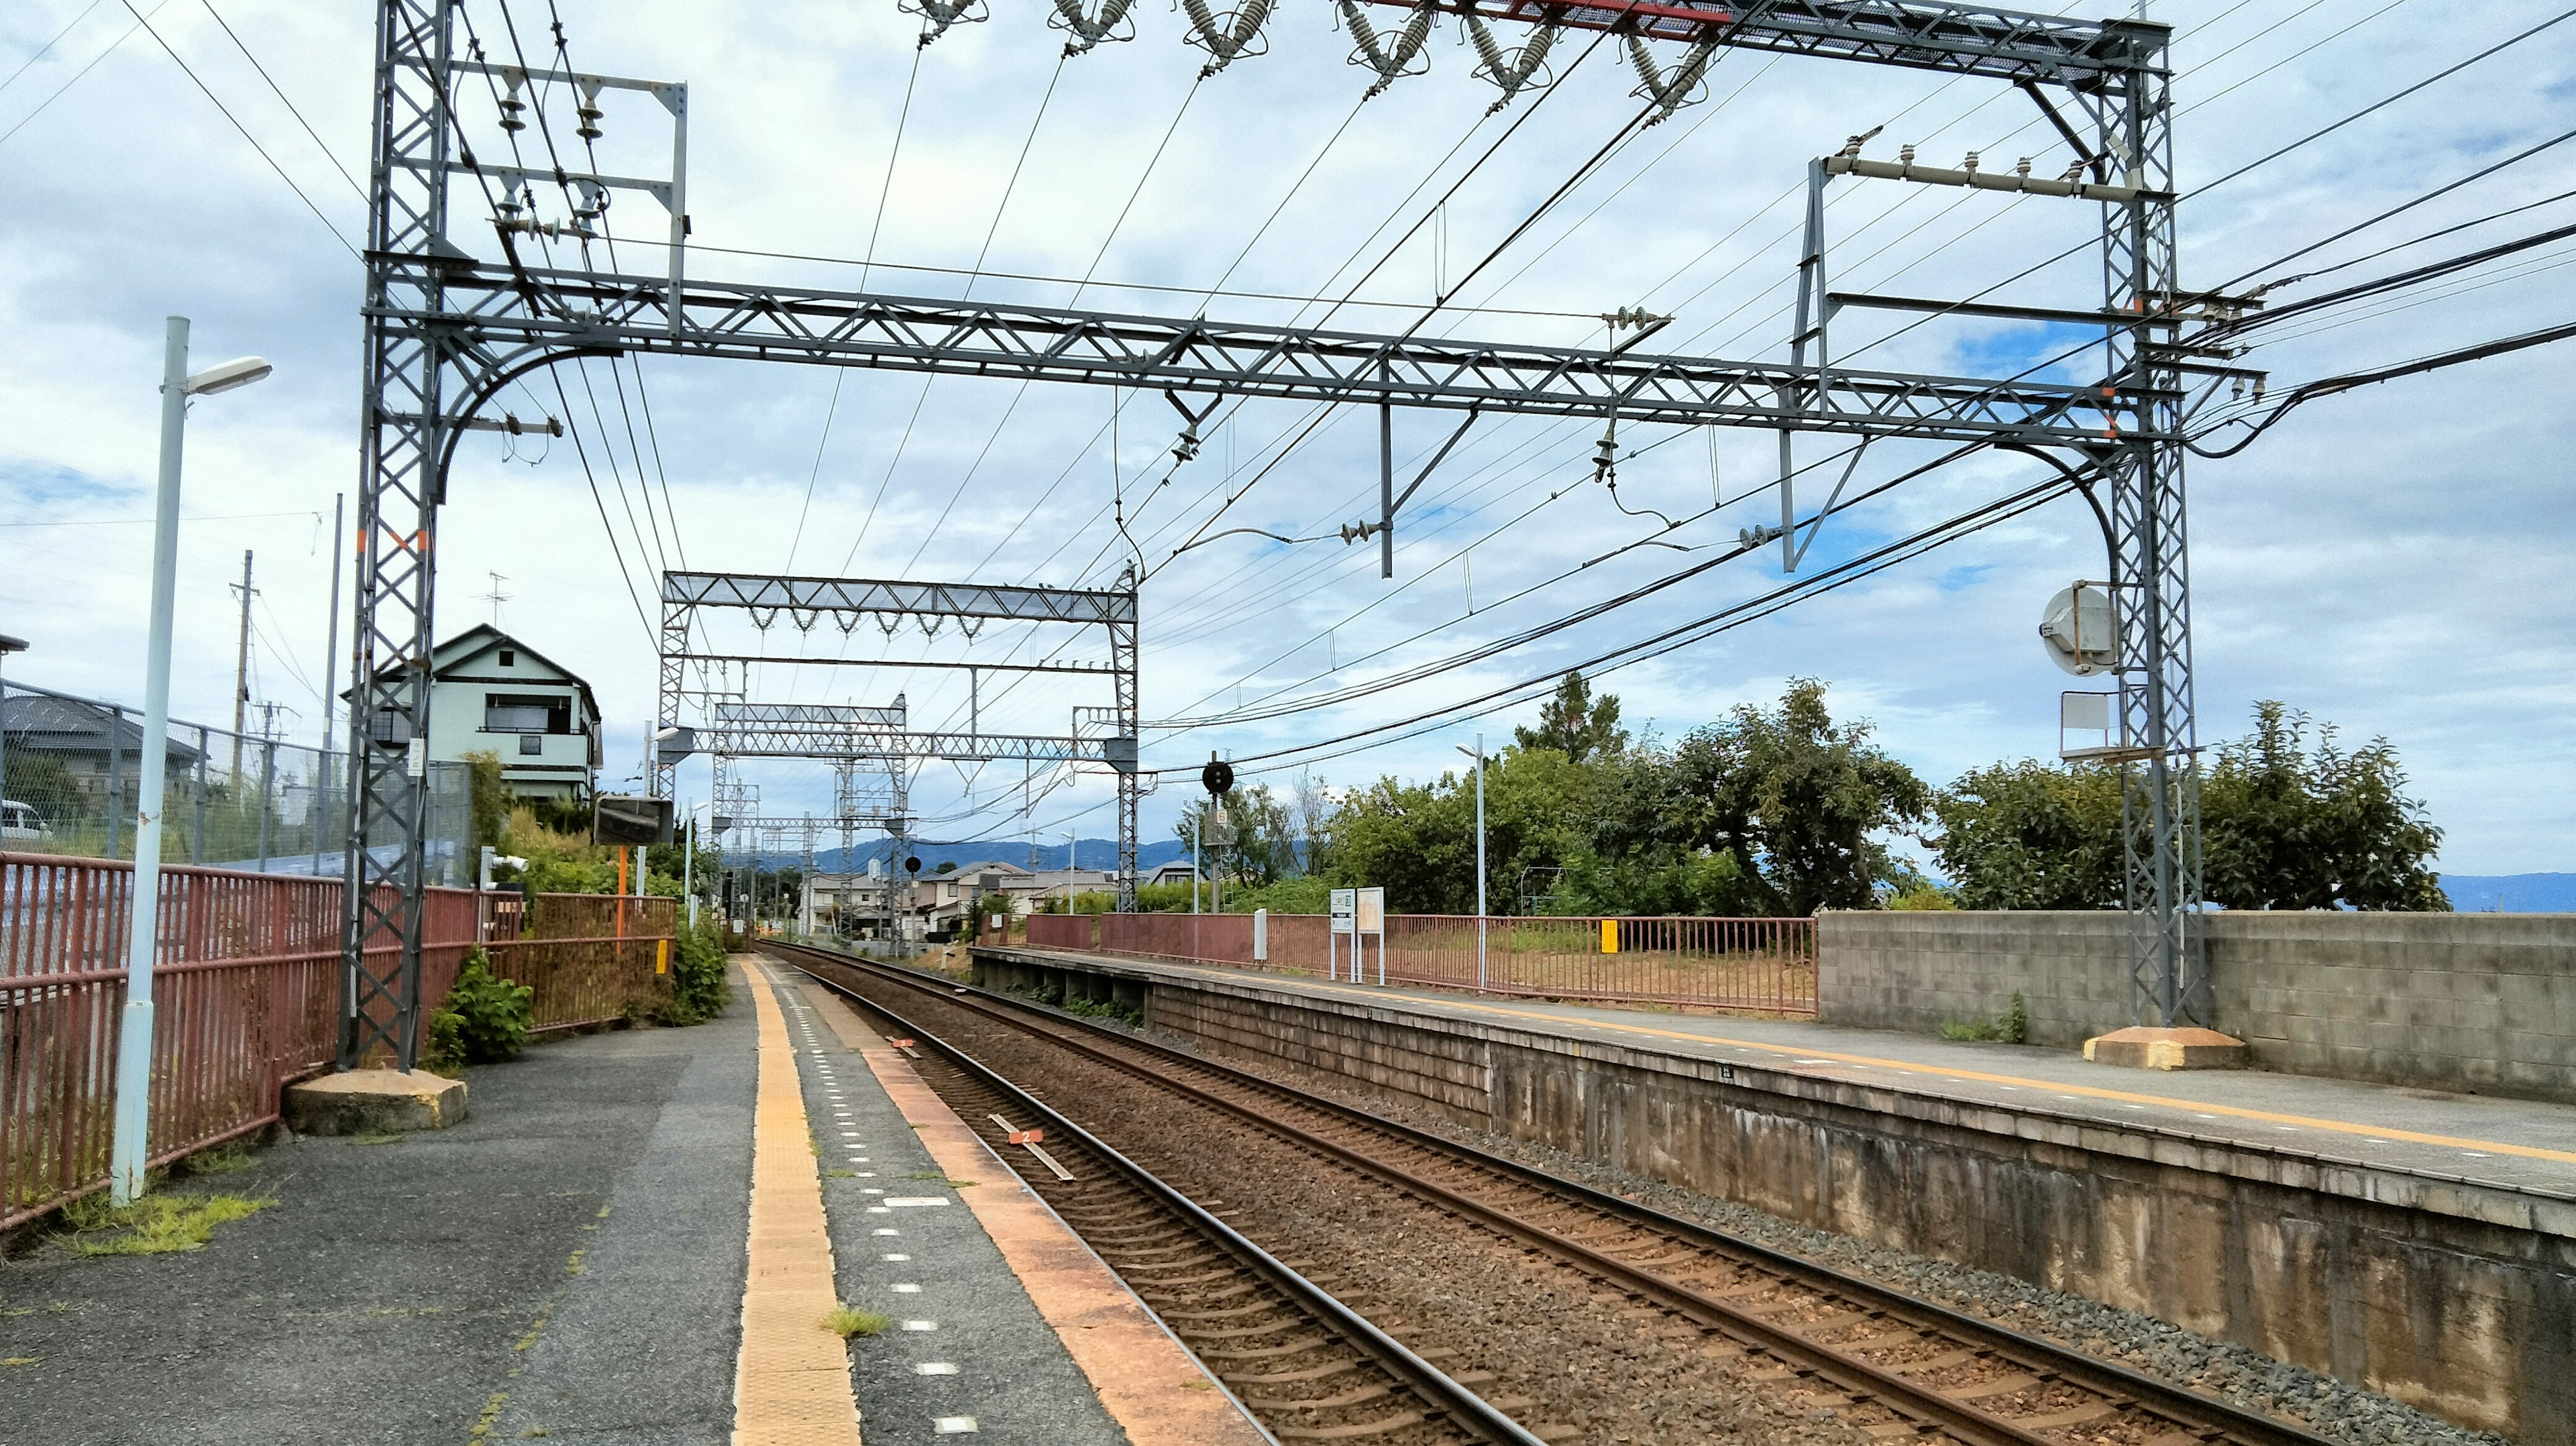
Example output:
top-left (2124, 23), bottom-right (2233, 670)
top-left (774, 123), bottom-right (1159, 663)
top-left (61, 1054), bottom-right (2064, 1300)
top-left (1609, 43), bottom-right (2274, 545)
top-left (1, 0), bottom-right (2569, 873)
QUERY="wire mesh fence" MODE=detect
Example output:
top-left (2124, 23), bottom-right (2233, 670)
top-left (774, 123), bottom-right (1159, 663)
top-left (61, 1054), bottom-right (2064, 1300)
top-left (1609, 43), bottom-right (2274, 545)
top-left (1, 677), bottom-right (476, 883)
top-left (1051, 911), bottom-right (1818, 1015)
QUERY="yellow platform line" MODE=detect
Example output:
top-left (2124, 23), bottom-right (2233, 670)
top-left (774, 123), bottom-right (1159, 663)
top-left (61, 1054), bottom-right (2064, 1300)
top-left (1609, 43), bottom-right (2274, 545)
top-left (1181, 966), bottom-right (2576, 1170)
top-left (734, 960), bottom-right (865, 1446)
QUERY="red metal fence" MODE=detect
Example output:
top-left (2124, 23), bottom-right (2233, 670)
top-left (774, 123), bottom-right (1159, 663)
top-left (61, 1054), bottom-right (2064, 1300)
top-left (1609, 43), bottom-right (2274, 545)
top-left (1, 853), bottom-right (675, 1229)
top-left (1059, 910), bottom-right (1815, 1014)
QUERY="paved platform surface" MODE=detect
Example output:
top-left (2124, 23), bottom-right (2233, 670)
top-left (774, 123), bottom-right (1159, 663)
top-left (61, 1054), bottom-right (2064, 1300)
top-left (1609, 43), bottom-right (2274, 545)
top-left (991, 948), bottom-right (2576, 1204)
top-left (1, 963), bottom-right (1250, 1445)
top-left (1, 987), bottom-right (757, 1446)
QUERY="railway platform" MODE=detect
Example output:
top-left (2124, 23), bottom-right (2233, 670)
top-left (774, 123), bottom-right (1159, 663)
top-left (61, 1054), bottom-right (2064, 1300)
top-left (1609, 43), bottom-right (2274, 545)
top-left (0, 958), bottom-right (1260, 1446)
top-left (969, 942), bottom-right (2576, 1440)
top-left (972, 944), bottom-right (2576, 1199)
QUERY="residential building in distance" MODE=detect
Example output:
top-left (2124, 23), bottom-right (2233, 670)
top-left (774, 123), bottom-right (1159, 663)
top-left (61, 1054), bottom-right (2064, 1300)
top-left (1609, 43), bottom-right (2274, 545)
top-left (363, 625), bottom-right (602, 801)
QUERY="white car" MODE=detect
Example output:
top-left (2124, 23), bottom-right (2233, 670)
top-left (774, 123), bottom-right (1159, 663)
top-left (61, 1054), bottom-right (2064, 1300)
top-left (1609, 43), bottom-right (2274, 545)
top-left (1, 799), bottom-right (50, 843)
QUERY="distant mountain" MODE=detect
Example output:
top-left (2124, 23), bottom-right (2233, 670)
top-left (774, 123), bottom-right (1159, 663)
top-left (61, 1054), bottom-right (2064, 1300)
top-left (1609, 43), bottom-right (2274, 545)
top-left (2437, 874), bottom-right (2576, 913)
top-left (739, 836), bottom-right (1189, 875)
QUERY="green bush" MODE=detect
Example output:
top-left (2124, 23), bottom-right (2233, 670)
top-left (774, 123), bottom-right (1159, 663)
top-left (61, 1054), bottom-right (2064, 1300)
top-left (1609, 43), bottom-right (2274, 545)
top-left (657, 916), bottom-right (733, 1025)
top-left (430, 949), bottom-right (534, 1066)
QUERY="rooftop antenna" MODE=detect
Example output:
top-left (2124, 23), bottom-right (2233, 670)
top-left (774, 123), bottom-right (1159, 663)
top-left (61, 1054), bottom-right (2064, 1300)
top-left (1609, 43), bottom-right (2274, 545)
top-left (481, 571), bottom-right (512, 627)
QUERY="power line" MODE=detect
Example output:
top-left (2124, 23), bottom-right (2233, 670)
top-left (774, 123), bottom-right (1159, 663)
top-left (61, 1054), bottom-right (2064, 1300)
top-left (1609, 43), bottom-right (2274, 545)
top-left (0, 1), bottom-right (104, 97)
top-left (0, 0), bottom-right (147, 149)
top-left (115, 1), bottom-right (359, 257)
top-left (197, 0), bottom-right (366, 202)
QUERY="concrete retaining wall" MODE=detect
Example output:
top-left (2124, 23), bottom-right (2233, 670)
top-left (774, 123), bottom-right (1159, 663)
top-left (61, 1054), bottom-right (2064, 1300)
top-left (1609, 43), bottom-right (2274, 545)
top-left (974, 947), bottom-right (2576, 1441)
top-left (1819, 911), bottom-right (2576, 1102)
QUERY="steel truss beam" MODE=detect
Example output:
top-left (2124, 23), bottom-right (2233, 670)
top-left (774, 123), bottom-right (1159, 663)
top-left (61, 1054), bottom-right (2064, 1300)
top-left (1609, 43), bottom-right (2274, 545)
top-left (352, 0), bottom-right (2189, 1069)
top-left (384, 262), bottom-right (2142, 444)
top-left (1353, 1), bottom-right (2165, 85)
top-left (659, 571), bottom-right (1140, 913)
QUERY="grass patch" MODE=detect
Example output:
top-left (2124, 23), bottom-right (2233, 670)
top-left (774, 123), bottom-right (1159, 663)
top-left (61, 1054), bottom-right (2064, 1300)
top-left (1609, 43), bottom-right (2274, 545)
top-left (178, 1142), bottom-right (257, 1176)
top-left (346, 1131), bottom-right (407, 1147)
top-left (1937, 991), bottom-right (2029, 1045)
top-left (822, 1305), bottom-right (893, 1339)
top-left (824, 1168), bottom-right (857, 1179)
top-left (906, 1173), bottom-right (976, 1188)
top-left (2, 1357), bottom-right (40, 1367)
top-left (61, 1190), bottom-right (273, 1256)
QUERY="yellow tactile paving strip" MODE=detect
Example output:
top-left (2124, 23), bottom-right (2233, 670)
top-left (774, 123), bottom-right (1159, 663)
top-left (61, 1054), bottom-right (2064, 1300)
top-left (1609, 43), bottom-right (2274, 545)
top-left (734, 958), bottom-right (865, 1446)
top-left (794, 975), bottom-right (1269, 1446)
top-left (1146, 964), bottom-right (2576, 1170)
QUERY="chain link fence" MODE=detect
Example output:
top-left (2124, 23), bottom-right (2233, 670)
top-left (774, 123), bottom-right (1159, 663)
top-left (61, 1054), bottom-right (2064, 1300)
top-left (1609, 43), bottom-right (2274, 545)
top-left (2, 678), bottom-right (475, 885)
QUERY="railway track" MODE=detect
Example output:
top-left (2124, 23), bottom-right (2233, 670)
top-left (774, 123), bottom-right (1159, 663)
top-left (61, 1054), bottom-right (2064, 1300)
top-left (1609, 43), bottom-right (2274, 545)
top-left (772, 942), bottom-right (2337, 1446)
top-left (783, 948), bottom-right (1555, 1445)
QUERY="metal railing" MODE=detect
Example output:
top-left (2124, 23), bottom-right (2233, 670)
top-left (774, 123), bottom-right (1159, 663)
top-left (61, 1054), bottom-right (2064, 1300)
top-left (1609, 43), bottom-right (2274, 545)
top-left (1, 852), bottom-right (675, 1228)
top-left (1054, 911), bottom-right (1816, 1015)
top-left (1, 677), bottom-right (475, 882)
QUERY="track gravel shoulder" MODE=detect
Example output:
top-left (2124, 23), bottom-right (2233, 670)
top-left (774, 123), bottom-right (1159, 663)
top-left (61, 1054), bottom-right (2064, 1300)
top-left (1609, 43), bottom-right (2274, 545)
top-left (1086, 1011), bottom-right (2514, 1446)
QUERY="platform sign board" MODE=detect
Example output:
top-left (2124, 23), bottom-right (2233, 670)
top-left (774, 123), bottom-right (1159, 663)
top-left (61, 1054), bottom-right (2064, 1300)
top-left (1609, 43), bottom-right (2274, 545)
top-left (1330, 887), bottom-right (1385, 984)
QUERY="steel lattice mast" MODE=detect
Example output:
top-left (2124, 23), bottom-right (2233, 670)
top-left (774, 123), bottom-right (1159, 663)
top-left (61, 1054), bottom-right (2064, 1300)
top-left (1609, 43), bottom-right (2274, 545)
top-left (348, 0), bottom-right (2200, 1071)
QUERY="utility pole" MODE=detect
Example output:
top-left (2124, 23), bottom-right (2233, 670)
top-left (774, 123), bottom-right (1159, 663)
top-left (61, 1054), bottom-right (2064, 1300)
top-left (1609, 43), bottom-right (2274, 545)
top-left (229, 550), bottom-right (254, 779)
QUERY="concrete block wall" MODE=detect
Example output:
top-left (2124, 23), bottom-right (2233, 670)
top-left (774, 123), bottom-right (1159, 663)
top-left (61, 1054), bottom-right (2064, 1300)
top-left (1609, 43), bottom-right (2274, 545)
top-left (1818, 911), bottom-right (2576, 1102)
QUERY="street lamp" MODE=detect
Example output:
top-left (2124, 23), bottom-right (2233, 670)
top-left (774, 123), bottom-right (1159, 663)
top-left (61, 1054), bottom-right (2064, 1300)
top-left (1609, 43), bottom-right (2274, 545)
top-left (1456, 734), bottom-right (1487, 993)
top-left (111, 318), bottom-right (270, 1207)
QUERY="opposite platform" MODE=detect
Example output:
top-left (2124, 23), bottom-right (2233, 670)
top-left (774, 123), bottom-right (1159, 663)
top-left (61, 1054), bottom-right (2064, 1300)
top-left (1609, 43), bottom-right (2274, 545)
top-left (971, 942), bottom-right (2576, 1441)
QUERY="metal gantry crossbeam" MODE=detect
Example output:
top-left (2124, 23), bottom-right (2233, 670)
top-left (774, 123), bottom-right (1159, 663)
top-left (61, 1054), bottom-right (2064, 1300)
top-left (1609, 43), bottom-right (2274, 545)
top-left (391, 263), bottom-right (2143, 444)
top-left (656, 569), bottom-right (1141, 922)
top-left (346, 0), bottom-right (2198, 1074)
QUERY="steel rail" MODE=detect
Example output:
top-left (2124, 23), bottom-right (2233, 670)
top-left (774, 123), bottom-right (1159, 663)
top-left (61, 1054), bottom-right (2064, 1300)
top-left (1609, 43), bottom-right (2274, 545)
top-left (774, 942), bottom-right (2339, 1446)
top-left (800, 962), bottom-right (1550, 1446)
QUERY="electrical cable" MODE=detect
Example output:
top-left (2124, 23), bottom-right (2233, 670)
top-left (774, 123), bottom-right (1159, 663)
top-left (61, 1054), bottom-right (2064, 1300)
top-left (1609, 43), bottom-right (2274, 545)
top-left (1205, 476), bottom-right (2080, 778)
top-left (0, 0), bottom-right (152, 148)
top-left (197, 0), bottom-right (366, 202)
top-left (2191, 317), bottom-right (2576, 459)
top-left (115, 0), bottom-right (360, 258)
top-left (0, 2), bottom-right (104, 97)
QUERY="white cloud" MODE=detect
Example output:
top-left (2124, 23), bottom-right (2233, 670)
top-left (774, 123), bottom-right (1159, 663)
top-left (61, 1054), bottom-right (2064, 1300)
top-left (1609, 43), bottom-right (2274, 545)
top-left (1, 0), bottom-right (2568, 871)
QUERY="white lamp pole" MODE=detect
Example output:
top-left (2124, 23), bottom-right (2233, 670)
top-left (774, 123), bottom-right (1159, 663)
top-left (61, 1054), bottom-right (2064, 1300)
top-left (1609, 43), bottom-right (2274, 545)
top-left (111, 318), bottom-right (270, 1206)
top-left (1457, 734), bottom-right (1487, 993)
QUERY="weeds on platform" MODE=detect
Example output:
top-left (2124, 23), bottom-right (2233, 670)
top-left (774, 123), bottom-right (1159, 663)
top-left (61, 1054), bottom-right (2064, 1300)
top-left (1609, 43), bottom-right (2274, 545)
top-left (427, 950), bottom-right (536, 1072)
top-left (906, 1172), bottom-right (976, 1188)
top-left (1938, 991), bottom-right (2029, 1045)
top-left (60, 1189), bottom-right (272, 1256)
top-left (178, 1142), bottom-right (256, 1176)
top-left (823, 1305), bottom-right (892, 1339)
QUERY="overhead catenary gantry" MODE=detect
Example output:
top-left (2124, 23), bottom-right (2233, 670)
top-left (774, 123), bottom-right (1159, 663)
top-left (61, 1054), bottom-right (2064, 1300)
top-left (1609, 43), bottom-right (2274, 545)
top-left (653, 570), bottom-right (1142, 917)
top-left (345, 0), bottom-right (2201, 1073)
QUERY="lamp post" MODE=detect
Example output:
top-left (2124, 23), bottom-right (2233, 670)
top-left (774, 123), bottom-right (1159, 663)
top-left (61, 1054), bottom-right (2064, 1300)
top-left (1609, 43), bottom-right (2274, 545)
top-left (111, 318), bottom-right (270, 1206)
top-left (1456, 735), bottom-right (1486, 993)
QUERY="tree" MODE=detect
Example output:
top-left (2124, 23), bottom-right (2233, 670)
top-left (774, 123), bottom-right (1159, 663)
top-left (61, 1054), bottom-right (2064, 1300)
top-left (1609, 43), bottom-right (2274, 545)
top-left (2200, 702), bottom-right (2448, 911)
top-left (1931, 702), bottom-right (2450, 913)
top-left (1664, 679), bottom-right (1930, 915)
top-left (1931, 761), bottom-right (2125, 909)
top-left (1515, 670), bottom-right (1629, 763)
top-left (1175, 783), bottom-right (1299, 888)
top-left (462, 749), bottom-right (508, 852)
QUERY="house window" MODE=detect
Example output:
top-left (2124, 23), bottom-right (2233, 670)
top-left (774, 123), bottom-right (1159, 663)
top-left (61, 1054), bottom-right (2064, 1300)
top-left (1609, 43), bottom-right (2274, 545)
top-left (484, 692), bottom-right (570, 734)
top-left (498, 649), bottom-right (517, 667)
top-left (518, 733), bottom-right (543, 756)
